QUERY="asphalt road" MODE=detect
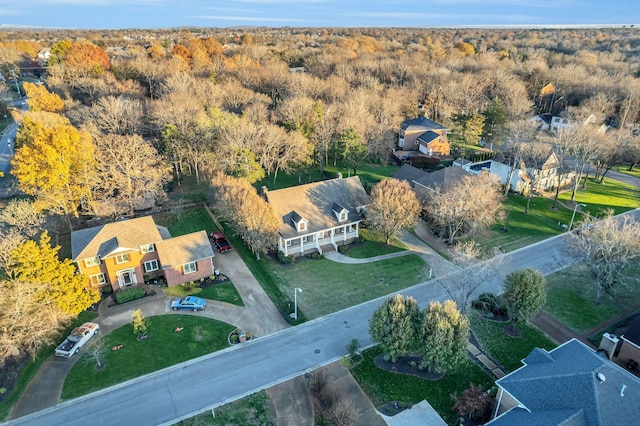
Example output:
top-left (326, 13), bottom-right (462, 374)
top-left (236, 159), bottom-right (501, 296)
top-left (0, 99), bottom-right (26, 175)
top-left (3, 225), bottom-right (606, 426)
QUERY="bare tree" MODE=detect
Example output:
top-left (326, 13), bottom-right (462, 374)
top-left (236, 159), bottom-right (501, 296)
top-left (438, 241), bottom-right (502, 313)
top-left (367, 179), bottom-right (421, 244)
top-left (568, 211), bottom-right (640, 304)
top-left (423, 173), bottom-right (503, 245)
top-left (0, 199), bottom-right (45, 237)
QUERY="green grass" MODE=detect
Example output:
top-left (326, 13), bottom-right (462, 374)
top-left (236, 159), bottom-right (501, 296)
top-left (612, 164), bottom-right (640, 179)
top-left (351, 346), bottom-right (492, 426)
top-left (344, 228), bottom-right (407, 259)
top-left (0, 311), bottom-right (99, 421)
top-left (154, 207), bottom-right (218, 237)
top-left (544, 262), bottom-right (640, 334)
top-left (558, 177), bottom-right (640, 216)
top-left (175, 391), bottom-right (276, 426)
top-left (165, 174), bottom-right (211, 204)
top-left (265, 254), bottom-right (427, 319)
top-left (164, 282), bottom-right (244, 306)
top-left (469, 313), bottom-right (556, 372)
top-left (472, 194), bottom-right (571, 253)
top-left (61, 315), bottom-right (236, 400)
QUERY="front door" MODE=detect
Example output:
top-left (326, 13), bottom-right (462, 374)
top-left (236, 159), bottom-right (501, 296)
top-left (117, 268), bottom-right (137, 287)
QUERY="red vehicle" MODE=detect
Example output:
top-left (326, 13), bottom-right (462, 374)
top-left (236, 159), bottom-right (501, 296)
top-left (210, 232), bottom-right (232, 253)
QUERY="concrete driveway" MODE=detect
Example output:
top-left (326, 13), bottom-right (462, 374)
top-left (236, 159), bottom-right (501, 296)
top-left (8, 246), bottom-right (288, 420)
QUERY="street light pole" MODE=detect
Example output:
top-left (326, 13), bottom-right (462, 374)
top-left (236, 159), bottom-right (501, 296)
top-left (569, 203), bottom-right (587, 231)
top-left (293, 287), bottom-right (302, 320)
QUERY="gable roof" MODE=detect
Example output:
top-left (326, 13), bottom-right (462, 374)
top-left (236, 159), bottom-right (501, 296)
top-left (416, 130), bottom-right (441, 144)
top-left (489, 339), bottom-right (640, 426)
top-left (72, 216), bottom-right (167, 261)
top-left (394, 164), bottom-right (470, 194)
top-left (266, 176), bottom-right (370, 239)
top-left (401, 116), bottom-right (447, 132)
top-left (155, 231), bottom-right (214, 269)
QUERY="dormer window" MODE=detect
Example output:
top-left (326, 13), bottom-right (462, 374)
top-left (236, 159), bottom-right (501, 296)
top-left (140, 243), bottom-right (155, 254)
top-left (332, 203), bottom-right (348, 222)
top-left (290, 211), bottom-right (308, 232)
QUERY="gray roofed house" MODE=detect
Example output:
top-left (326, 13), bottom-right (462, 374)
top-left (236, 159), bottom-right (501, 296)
top-left (394, 164), bottom-right (471, 201)
top-left (488, 339), bottom-right (640, 426)
top-left (265, 175), bottom-right (370, 257)
top-left (397, 116), bottom-right (450, 158)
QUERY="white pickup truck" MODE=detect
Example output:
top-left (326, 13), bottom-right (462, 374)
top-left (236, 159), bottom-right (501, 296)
top-left (55, 322), bottom-right (100, 358)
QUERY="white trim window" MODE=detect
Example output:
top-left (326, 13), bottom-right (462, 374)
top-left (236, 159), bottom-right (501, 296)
top-left (317, 232), bottom-right (324, 240)
top-left (144, 259), bottom-right (159, 272)
top-left (84, 257), bottom-right (100, 267)
top-left (140, 243), bottom-right (155, 254)
top-left (183, 262), bottom-right (197, 275)
top-left (286, 240), bottom-right (293, 247)
top-left (339, 211), bottom-right (348, 221)
top-left (115, 253), bottom-right (130, 264)
top-left (302, 235), bottom-right (308, 243)
top-left (89, 273), bottom-right (105, 287)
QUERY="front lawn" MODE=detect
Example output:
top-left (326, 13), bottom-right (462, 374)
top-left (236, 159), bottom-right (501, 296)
top-left (164, 281), bottom-right (244, 306)
top-left (62, 315), bottom-right (235, 400)
top-left (558, 176), bottom-right (640, 216)
top-left (544, 262), bottom-right (640, 334)
top-left (266, 254), bottom-right (427, 319)
top-left (612, 164), bottom-right (640, 179)
top-left (469, 313), bottom-right (556, 372)
top-left (472, 194), bottom-right (570, 253)
top-left (344, 228), bottom-right (407, 259)
top-left (351, 346), bottom-right (492, 426)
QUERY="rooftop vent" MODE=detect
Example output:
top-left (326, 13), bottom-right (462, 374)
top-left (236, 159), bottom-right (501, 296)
top-left (621, 384), bottom-right (626, 397)
top-left (597, 373), bottom-right (606, 383)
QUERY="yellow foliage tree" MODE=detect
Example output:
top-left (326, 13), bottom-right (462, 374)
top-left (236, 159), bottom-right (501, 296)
top-left (8, 231), bottom-right (100, 316)
top-left (23, 82), bottom-right (64, 113)
top-left (11, 112), bottom-right (97, 224)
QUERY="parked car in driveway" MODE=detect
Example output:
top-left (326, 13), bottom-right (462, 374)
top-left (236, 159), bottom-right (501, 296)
top-left (171, 296), bottom-right (207, 311)
top-left (210, 232), bottom-right (232, 253)
top-left (55, 322), bottom-right (100, 358)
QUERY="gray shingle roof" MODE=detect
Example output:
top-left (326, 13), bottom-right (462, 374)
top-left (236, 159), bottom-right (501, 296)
top-left (489, 339), bottom-right (640, 426)
top-left (394, 164), bottom-right (471, 194)
top-left (155, 231), bottom-right (214, 269)
top-left (266, 176), bottom-right (370, 239)
top-left (71, 216), bottom-right (165, 261)
top-left (416, 130), bottom-right (440, 144)
top-left (401, 116), bottom-right (447, 132)
top-left (622, 315), bottom-right (640, 346)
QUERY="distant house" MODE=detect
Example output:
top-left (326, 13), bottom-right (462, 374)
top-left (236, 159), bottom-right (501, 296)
top-left (396, 117), bottom-right (450, 159)
top-left (531, 113), bottom-right (597, 133)
top-left (489, 339), bottom-right (640, 425)
top-left (394, 164), bottom-right (471, 201)
top-left (265, 175), bottom-right (370, 257)
top-left (453, 151), bottom-right (575, 194)
top-left (71, 216), bottom-right (215, 290)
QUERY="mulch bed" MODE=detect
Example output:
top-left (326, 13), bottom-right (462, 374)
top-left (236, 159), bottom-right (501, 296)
top-left (0, 353), bottom-right (29, 403)
top-left (374, 354), bottom-right (444, 381)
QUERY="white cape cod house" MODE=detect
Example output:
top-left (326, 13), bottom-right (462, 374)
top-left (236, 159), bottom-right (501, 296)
top-left (265, 175), bottom-right (370, 257)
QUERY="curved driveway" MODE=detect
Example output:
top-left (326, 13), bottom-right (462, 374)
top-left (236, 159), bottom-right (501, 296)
top-left (4, 217), bottom-right (608, 426)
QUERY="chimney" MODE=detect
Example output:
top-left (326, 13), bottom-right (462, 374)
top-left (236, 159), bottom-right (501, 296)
top-left (598, 333), bottom-right (619, 360)
top-left (261, 186), bottom-right (268, 200)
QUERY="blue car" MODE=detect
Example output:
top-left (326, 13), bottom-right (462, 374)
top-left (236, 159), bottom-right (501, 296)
top-left (171, 296), bottom-right (207, 311)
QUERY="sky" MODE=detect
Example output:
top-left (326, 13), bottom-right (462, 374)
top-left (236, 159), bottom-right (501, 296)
top-left (0, 0), bottom-right (638, 30)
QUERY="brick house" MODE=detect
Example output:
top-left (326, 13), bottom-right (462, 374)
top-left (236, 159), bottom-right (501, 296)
top-left (71, 216), bottom-right (215, 290)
